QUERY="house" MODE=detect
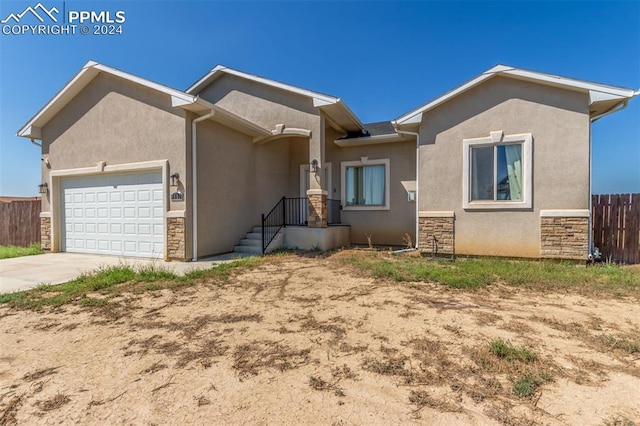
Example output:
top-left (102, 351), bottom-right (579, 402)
top-left (18, 61), bottom-right (637, 261)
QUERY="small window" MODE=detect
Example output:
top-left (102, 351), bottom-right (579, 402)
top-left (341, 158), bottom-right (390, 210)
top-left (463, 131), bottom-right (531, 209)
top-left (346, 165), bottom-right (385, 206)
top-left (471, 144), bottom-right (522, 202)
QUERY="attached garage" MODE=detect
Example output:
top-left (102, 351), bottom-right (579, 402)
top-left (60, 171), bottom-right (164, 258)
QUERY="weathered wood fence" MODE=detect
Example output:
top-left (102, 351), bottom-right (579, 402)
top-left (0, 199), bottom-right (41, 247)
top-left (591, 193), bottom-right (640, 264)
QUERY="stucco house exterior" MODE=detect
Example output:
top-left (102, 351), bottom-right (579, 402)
top-left (18, 61), bottom-right (637, 261)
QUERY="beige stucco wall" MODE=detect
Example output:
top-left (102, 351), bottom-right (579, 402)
top-left (197, 74), bottom-right (320, 133)
top-left (326, 128), bottom-right (416, 246)
top-left (419, 76), bottom-right (590, 257)
top-left (196, 73), bottom-right (328, 193)
top-left (196, 119), bottom-right (307, 256)
top-left (41, 73), bottom-right (188, 214)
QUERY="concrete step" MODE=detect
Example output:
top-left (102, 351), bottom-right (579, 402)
top-left (233, 245), bottom-right (262, 254)
top-left (239, 238), bottom-right (261, 247)
top-left (252, 226), bottom-right (263, 233)
top-left (245, 232), bottom-right (262, 240)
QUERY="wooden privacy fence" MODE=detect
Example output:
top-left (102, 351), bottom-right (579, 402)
top-left (0, 198), bottom-right (41, 247)
top-left (591, 193), bottom-right (640, 264)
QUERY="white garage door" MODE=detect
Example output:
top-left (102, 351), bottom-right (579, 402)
top-left (61, 171), bottom-right (164, 258)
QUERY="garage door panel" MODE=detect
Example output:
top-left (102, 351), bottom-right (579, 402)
top-left (61, 171), bottom-right (164, 258)
top-left (123, 191), bottom-right (136, 202)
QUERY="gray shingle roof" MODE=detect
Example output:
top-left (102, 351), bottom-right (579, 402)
top-left (363, 121), bottom-right (396, 136)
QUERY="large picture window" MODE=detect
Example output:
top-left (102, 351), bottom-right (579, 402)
top-left (341, 158), bottom-right (390, 210)
top-left (463, 131), bottom-right (531, 209)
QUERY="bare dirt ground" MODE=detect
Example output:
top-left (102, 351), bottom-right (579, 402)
top-left (1, 252), bottom-right (639, 425)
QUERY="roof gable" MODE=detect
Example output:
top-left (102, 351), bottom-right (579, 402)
top-left (394, 65), bottom-right (638, 126)
top-left (187, 65), bottom-right (363, 132)
top-left (17, 61), bottom-right (272, 140)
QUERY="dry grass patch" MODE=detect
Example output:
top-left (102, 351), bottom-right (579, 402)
top-left (232, 340), bottom-right (311, 378)
top-left (0, 394), bottom-right (23, 426)
top-left (22, 367), bottom-right (61, 382)
top-left (35, 393), bottom-right (70, 411)
top-left (309, 376), bottom-right (345, 397)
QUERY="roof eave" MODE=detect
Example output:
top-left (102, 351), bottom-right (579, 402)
top-left (334, 133), bottom-right (409, 147)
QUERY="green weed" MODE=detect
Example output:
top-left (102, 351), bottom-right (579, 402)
top-left (488, 338), bottom-right (537, 363)
top-left (0, 243), bottom-right (43, 259)
top-left (339, 252), bottom-right (640, 295)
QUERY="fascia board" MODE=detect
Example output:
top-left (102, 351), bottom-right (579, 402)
top-left (334, 133), bottom-right (407, 147)
top-left (502, 68), bottom-right (637, 98)
top-left (18, 62), bottom-right (99, 138)
top-left (186, 65), bottom-right (339, 105)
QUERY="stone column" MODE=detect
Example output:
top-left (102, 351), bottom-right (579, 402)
top-left (307, 189), bottom-right (328, 228)
top-left (40, 216), bottom-right (51, 251)
top-left (167, 217), bottom-right (186, 261)
top-left (306, 115), bottom-right (327, 228)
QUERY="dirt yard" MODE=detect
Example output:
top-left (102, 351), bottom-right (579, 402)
top-left (1, 252), bottom-right (639, 425)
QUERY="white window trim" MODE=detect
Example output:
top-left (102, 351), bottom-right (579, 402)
top-left (462, 131), bottom-right (532, 210)
top-left (341, 157), bottom-right (390, 211)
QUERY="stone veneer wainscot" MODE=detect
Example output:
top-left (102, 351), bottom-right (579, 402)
top-left (418, 212), bottom-right (455, 255)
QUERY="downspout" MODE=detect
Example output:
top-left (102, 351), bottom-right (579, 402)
top-left (191, 111), bottom-right (215, 261)
top-left (394, 127), bottom-right (420, 250)
top-left (30, 138), bottom-right (42, 147)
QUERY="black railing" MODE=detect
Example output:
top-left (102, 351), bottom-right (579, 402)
top-left (261, 196), bottom-right (342, 253)
top-left (262, 196), bottom-right (286, 254)
top-left (285, 197), bottom-right (307, 226)
top-left (327, 198), bottom-right (341, 225)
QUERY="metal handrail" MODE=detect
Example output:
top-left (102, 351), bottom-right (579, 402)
top-left (261, 196), bottom-right (285, 254)
top-left (261, 196), bottom-right (342, 253)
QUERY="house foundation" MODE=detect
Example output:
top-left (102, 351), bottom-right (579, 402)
top-left (283, 226), bottom-right (350, 251)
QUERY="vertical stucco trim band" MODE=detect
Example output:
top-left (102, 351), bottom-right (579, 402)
top-left (391, 128), bottom-right (420, 249)
top-left (191, 111), bottom-right (215, 261)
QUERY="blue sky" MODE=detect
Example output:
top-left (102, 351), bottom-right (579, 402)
top-left (1, 1), bottom-right (638, 196)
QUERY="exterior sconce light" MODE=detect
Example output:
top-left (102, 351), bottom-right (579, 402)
top-left (38, 182), bottom-right (48, 194)
top-left (310, 159), bottom-right (318, 173)
top-left (170, 173), bottom-right (180, 187)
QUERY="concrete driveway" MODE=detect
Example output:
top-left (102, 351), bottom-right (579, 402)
top-left (0, 252), bottom-right (253, 294)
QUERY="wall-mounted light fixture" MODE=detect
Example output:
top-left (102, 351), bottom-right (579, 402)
top-left (38, 182), bottom-right (48, 194)
top-left (170, 173), bottom-right (180, 187)
top-left (310, 159), bottom-right (318, 173)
